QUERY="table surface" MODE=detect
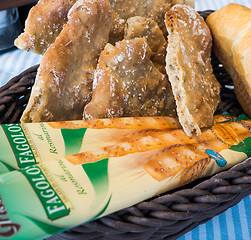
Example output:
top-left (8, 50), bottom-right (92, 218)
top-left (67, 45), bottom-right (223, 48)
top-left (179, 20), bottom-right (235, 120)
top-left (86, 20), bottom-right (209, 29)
top-left (0, 0), bottom-right (250, 239)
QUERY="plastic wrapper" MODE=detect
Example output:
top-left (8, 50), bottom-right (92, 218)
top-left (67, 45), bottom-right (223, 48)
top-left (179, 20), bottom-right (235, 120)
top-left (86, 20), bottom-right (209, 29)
top-left (0, 115), bottom-right (251, 239)
top-left (0, 115), bottom-right (231, 174)
top-left (0, 116), bottom-right (184, 174)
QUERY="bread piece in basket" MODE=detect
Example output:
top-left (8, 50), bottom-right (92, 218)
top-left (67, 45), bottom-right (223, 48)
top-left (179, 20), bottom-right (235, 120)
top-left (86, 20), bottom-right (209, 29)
top-left (15, 0), bottom-right (171, 54)
top-left (165, 5), bottom-right (221, 137)
top-left (15, 0), bottom-right (77, 55)
top-left (124, 16), bottom-right (167, 74)
top-left (83, 38), bottom-right (176, 119)
top-left (20, 0), bottom-right (111, 122)
top-left (15, 0), bottom-right (195, 54)
top-left (206, 3), bottom-right (251, 118)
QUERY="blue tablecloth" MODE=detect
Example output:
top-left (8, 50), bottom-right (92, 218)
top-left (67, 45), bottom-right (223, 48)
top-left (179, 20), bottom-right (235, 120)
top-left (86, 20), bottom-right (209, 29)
top-left (0, 1), bottom-right (250, 239)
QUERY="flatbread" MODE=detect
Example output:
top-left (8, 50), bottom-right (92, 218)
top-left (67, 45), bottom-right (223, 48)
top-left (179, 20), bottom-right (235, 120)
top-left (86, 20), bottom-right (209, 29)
top-left (15, 0), bottom-right (77, 55)
top-left (124, 16), bottom-right (167, 74)
top-left (21, 0), bottom-right (111, 122)
top-left (83, 38), bottom-right (176, 119)
top-left (165, 5), bottom-right (221, 136)
top-left (109, 0), bottom-right (172, 36)
top-left (15, 0), bottom-right (173, 53)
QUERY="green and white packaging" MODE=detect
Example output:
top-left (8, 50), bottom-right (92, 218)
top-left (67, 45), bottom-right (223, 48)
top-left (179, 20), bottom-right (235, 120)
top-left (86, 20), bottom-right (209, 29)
top-left (0, 122), bottom-right (140, 174)
top-left (0, 143), bottom-right (250, 240)
top-left (0, 114), bottom-right (241, 174)
top-left (0, 116), bottom-right (251, 239)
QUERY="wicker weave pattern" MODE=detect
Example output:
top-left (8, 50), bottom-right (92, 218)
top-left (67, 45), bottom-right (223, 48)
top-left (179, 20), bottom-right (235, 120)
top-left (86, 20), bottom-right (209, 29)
top-left (0, 10), bottom-right (250, 240)
top-left (0, 65), bottom-right (38, 124)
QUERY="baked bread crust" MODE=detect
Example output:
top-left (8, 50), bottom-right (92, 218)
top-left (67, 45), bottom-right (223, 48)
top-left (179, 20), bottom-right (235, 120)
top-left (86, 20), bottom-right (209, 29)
top-left (109, 0), bottom-right (172, 36)
top-left (124, 16), bottom-right (167, 73)
top-left (21, 0), bottom-right (111, 123)
top-left (15, 0), bottom-right (194, 55)
top-left (15, 0), bottom-right (172, 54)
top-left (206, 3), bottom-right (251, 117)
top-left (83, 38), bottom-right (176, 119)
top-left (15, 0), bottom-right (77, 55)
top-left (165, 5), bottom-right (221, 136)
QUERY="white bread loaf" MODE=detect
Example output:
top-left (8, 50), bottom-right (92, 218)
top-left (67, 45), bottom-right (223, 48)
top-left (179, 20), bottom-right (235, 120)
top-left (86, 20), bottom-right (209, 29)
top-left (206, 3), bottom-right (251, 117)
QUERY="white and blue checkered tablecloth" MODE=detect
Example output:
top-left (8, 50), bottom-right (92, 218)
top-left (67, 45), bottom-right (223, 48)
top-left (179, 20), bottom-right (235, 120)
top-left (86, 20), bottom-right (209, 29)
top-left (0, 1), bottom-right (250, 239)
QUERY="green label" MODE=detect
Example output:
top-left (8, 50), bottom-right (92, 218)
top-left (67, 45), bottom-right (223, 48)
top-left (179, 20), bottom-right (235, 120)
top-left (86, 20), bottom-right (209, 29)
top-left (82, 158), bottom-right (112, 219)
top-left (20, 165), bottom-right (70, 220)
top-left (61, 128), bottom-right (87, 156)
top-left (230, 136), bottom-right (251, 157)
top-left (235, 114), bottom-right (249, 121)
top-left (2, 124), bottom-right (37, 168)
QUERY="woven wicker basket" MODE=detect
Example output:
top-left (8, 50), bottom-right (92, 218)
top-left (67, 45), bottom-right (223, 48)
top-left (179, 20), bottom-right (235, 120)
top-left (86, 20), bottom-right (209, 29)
top-left (0, 10), bottom-right (250, 240)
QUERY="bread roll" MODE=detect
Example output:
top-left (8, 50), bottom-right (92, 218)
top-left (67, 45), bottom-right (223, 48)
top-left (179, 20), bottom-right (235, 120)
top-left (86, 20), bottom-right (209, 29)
top-left (206, 3), bottom-right (251, 117)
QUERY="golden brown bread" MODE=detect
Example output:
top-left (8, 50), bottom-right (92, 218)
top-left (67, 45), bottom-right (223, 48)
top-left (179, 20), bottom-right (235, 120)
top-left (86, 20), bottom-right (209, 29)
top-left (15, 0), bottom-right (172, 54)
top-left (15, 0), bottom-right (77, 55)
top-left (109, 0), bottom-right (172, 37)
top-left (83, 38), bottom-right (176, 119)
top-left (206, 3), bottom-right (251, 117)
top-left (21, 0), bottom-right (111, 123)
top-left (165, 5), bottom-right (221, 137)
top-left (15, 0), bottom-right (195, 54)
top-left (124, 16), bottom-right (167, 73)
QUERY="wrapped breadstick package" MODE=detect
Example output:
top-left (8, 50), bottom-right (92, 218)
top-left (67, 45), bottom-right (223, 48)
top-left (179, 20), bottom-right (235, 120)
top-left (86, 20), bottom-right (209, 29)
top-left (0, 116), bottom-right (184, 174)
top-left (0, 115), bottom-right (232, 174)
top-left (0, 115), bottom-right (251, 239)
